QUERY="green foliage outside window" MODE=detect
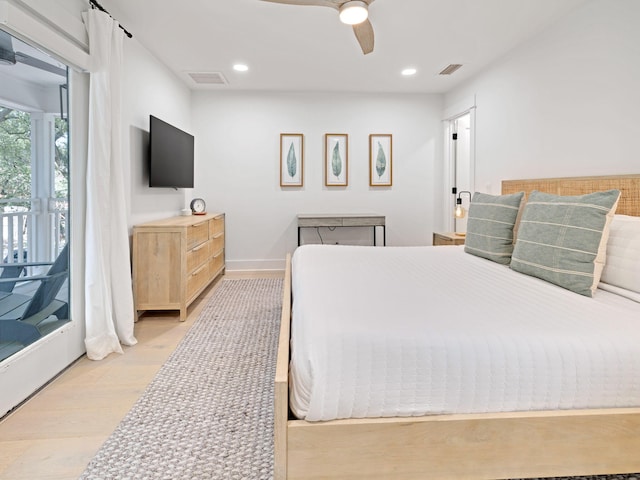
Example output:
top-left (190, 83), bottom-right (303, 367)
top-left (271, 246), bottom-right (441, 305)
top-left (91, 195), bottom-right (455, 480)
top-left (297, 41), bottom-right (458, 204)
top-left (0, 107), bottom-right (31, 206)
top-left (54, 117), bottom-right (69, 200)
top-left (0, 106), bottom-right (69, 206)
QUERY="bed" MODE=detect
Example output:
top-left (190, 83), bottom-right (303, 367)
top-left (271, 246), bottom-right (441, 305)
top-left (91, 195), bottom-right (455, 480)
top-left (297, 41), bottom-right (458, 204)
top-left (275, 174), bottom-right (640, 480)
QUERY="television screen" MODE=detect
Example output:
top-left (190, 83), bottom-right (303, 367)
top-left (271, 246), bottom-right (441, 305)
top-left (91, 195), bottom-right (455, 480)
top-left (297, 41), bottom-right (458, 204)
top-left (149, 115), bottom-right (194, 188)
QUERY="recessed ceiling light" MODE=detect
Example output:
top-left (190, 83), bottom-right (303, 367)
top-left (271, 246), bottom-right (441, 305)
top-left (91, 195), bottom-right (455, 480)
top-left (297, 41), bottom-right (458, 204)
top-left (401, 68), bottom-right (417, 76)
top-left (233, 64), bottom-right (249, 72)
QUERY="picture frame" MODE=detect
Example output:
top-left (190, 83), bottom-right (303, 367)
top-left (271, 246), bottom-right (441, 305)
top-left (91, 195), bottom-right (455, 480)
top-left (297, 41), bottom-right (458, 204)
top-left (280, 133), bottom-right (304, 187)
top-left (369, 134), bottom-right (392, 186)
top-left (324, 134), bottom-right (348, 186)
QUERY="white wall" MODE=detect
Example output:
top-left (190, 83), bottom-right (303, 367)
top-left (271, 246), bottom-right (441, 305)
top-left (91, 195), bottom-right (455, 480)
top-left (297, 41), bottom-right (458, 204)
top-left (122, 39), bottom-right (192, 227)
top-left (444, 0), bottom-right (640, 196)
top-left (191, 91), bottom-right (442, 271)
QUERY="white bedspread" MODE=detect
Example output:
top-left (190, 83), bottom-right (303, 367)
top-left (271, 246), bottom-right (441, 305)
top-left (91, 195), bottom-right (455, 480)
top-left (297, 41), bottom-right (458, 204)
top-left (290, 245), bottom-right (640, 421)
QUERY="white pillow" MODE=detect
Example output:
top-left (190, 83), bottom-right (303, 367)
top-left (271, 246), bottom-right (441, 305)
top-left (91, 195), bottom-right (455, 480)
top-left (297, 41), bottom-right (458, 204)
top-left (598, 283), bottom-right (640, 303)
top-left (599, 214), bottom-right (640, 300)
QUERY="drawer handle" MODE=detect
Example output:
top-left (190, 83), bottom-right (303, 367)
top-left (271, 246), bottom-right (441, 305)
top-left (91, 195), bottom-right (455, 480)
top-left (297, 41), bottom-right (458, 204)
top-left (192, 243), bottom-right (207, 252)
top-left (192, 265), bottom-right (207, 276)
top-left (192, 221), bottom-right (206, 227)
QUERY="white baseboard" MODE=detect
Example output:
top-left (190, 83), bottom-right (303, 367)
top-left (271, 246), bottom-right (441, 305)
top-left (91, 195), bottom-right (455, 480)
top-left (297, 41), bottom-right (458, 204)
top-left (225, 258), bottom-right (286, 272)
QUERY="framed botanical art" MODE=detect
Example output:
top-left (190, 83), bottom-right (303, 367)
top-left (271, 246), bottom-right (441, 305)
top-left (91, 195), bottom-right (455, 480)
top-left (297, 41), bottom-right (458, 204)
top-left (369, 134), bottom-right (392, 186)
top-left (280, 133), bottom-right (304, 187)
top-left (325, 134), bottom-right (348, 186)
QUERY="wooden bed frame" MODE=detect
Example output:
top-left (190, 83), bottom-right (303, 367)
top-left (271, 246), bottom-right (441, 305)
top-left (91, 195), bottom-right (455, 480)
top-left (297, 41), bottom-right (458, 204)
top-left (275, 174), bottom-right (640, 480)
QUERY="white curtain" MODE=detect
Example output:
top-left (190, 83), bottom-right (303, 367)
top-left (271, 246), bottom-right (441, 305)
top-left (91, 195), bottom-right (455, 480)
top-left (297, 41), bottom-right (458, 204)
top-left (84, 9), bottom-right (137, 360)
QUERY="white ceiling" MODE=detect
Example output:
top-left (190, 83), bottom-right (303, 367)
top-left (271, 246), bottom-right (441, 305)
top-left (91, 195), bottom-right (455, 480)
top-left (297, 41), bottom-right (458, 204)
top-left (101, 0), bottom-right (586, 93)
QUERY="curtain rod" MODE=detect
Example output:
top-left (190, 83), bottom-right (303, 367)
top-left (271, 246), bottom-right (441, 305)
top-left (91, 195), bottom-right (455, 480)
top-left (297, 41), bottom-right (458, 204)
top-left (89, 0), bottom-right (133, 38)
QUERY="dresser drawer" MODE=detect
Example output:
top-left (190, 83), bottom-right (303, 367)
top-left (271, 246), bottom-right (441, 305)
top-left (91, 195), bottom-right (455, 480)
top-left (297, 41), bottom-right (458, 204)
top-left (211, 233), bottom-right (224, 254)
top-left (187, 221), bottom-right (209, 249)
top-left (187, 263), bottom-right (208, 299)
top-left (209, 250), bottom-right (224, 276)
top-left (209, 215), bottom-right (224, 237)
top-left (187, 239), bottom-right (211, 273)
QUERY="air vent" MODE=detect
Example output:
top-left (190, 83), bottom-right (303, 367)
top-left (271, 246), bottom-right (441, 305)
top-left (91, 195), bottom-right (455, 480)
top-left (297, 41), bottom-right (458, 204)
top-left (439, 64), bottom-right (463, 75)
top-left (187, 72), bottom-right (228, 85)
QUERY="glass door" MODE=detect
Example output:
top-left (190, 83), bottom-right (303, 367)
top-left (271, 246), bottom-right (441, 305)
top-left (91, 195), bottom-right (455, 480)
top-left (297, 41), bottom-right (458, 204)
top-left (0, 28), bottom-right (75, 416)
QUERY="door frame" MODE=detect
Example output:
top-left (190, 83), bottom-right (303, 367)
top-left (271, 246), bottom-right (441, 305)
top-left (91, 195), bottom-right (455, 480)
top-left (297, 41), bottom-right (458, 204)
top-left (442, 96), bottom-right (476, 233)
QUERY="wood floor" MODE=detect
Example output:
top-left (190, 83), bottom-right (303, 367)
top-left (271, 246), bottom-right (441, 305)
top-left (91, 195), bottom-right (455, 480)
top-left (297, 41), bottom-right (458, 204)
top-left (0, 271), bottom-right (280, 480)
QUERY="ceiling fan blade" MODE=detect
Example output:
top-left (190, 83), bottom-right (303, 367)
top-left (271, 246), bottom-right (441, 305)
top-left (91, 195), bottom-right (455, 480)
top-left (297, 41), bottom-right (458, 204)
top-left (15, 52), bottom-right (67, 77)
top-left (353, 18), bottom-right (374, 55)
top-left (260, 0), bottom-right (340, 8)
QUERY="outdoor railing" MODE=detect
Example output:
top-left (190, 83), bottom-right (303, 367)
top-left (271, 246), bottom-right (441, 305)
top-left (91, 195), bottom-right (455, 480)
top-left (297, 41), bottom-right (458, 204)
top-left (1, 198), bottom-right (67, 264)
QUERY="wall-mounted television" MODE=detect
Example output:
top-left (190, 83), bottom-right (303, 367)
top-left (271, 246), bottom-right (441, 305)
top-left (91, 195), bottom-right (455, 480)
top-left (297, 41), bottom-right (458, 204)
top-left (149, 115), bottom-right (194, 188)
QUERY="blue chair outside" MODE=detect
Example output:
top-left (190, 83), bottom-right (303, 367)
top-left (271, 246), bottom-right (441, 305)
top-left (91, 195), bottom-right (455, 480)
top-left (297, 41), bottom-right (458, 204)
top-left (0, 244), bottom-right (70, 361)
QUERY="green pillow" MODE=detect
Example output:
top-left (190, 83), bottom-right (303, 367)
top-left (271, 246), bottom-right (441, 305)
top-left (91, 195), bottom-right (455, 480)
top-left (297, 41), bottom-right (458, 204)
top-left (510, 189), bottom-right (620, 297)
top-left (464, 191), bottom-right (525, 264)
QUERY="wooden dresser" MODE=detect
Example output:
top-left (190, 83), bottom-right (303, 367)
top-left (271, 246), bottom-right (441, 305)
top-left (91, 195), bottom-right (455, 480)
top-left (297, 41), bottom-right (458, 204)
top-left (132, 213), bottom-right (225, 321)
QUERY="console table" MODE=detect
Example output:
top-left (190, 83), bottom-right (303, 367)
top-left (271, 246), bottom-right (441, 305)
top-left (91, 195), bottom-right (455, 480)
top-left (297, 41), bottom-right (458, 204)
top-left (297, 213), bottom-right (386, 246)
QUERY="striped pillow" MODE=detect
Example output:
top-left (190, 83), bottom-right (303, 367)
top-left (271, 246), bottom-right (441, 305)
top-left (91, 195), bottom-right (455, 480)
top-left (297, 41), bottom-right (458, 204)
top-left (511, 189), bottom-right (620, 297)
top-left (464, 191), bottom-right (525, 264)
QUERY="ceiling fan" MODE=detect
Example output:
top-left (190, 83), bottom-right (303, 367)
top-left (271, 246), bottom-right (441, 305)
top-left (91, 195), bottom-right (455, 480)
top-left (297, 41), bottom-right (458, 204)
top-left (261, 0), bottom-right (376, 55)
top-left (0, 30), bottom-right (66, 77)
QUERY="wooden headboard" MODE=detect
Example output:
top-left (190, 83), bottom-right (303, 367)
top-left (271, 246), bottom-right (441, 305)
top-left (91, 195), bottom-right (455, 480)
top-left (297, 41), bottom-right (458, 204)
top-left (502, 174), bottom-right (640, 216)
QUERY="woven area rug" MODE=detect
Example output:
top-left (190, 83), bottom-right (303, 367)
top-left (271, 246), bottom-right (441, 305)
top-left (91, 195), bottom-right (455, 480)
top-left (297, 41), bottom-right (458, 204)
top-left (80, 278), bottom-right (282, 480)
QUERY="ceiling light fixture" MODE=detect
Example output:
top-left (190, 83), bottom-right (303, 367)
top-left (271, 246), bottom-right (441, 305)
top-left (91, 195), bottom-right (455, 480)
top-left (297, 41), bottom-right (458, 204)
top-left (233, 64), bottom-right (249, 72)
top-left (339, 1), bottom-right (368, 25)
top-left (402, 68), bottom-right (417, 76)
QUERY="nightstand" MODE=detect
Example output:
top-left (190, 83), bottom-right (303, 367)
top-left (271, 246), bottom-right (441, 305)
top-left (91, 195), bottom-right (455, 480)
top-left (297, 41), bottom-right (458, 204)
top-left (432, 232), bottom-right (466, 246)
